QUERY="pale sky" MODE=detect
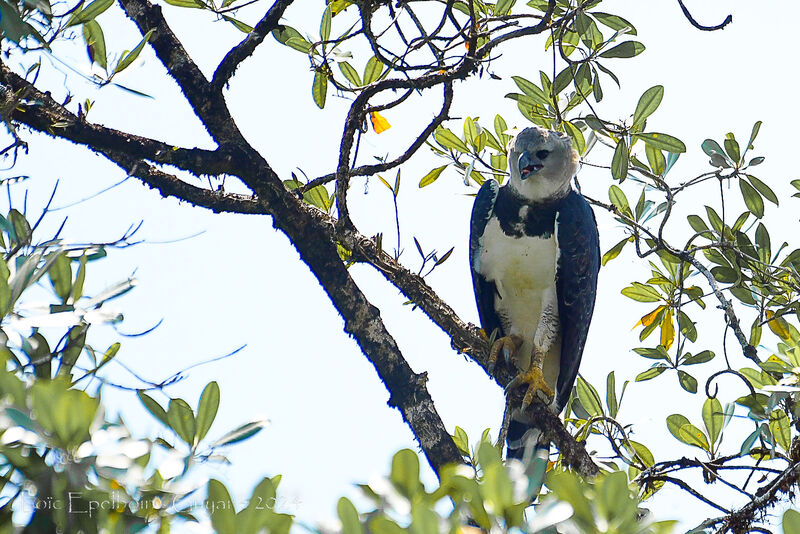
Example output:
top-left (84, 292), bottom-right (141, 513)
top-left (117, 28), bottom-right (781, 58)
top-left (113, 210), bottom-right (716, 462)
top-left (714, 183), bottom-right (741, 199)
top-left (4, 0), bottom-right (800, 531)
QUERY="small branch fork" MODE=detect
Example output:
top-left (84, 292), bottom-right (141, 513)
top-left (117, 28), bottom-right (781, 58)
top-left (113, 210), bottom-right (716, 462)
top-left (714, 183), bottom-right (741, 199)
top-left (1, 0), bottom-right (602, 478)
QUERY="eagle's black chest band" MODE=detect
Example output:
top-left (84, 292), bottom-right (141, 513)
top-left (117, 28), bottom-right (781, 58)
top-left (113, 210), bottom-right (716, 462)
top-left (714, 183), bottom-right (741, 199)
top-left (494, 186), bottom-right (559, 238)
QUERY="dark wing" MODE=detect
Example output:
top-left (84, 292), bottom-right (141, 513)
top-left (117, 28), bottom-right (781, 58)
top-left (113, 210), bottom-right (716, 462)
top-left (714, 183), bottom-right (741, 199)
top-left (469, 179), bottom-right (503, 338)
top-left (554, 190), bottom-right (600, 410)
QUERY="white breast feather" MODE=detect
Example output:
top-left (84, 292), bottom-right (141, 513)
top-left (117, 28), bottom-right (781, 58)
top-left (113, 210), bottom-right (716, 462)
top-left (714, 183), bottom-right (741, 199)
top-left (477, 217), bottom-right (561, 379)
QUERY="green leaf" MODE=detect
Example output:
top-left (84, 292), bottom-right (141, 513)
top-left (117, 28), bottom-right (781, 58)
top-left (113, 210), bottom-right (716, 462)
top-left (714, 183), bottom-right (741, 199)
top-left (576, 376), bottom-right (603, 417)
top-left (72, 255), bottom-right (87, 301)
top-left (563, 121), bottom-right (585, 154)
top-left (633, 346), bottom-right (670, 360)
top-left (82, 20), bottom-right (107, 69)
top-left (608, 184), bottom-right (630, 213)
top-left (677, 370), bottom-right (697, 393)
top-left (634, 132), bottom-right (686, 153)
top-left (320, 5), bottom-right (332, 41)
top-left (115, 29), bottom-right (155, 74)
top-left (163, 0), bottom-right (205, 6)
top-left (632, 85), bottom-right (663, 127)
top-left (419, 165), bottom-right (447, 188)
top-left (338, 61), bottom-right (361, 86)
top-left (702, 397), bottom-right (723, 447)
top-left (363, 56), bottom-right (384, 85)
top-left (602, 236), bottom-right (630, 265)
top-left (592, 12), bottom-right (637, 35)
top-left (621, 282), bottom-right (662, 302)
top-left (635, 364), bottom-right (667, 382)
top-left (66, 0), bottom-right (114, 26)
top-left (390, 449), bottom-right (421, 497)
top-left (48, 252), bottom-right (72, 302)
top-left (598, 41), bottom-right (645, 58)
top-left (369, 518), bottom-right (406, 534)
top-left (207, 480), bottom-right (237, 534)
top-left (783, 509), bottom-right (800, 534)
top-left (682, 350), bottom-right (714, 365)
top-left (511, 76), bottom-right (549, 106)
top-left (138, 391), bottom-right (170, 428)
top-left (434, 127), bottom-right (470, 153)
top-left (739, 178), bottom-right (764, 218)
top-left (687, 214), bottom-right (710, 235)
top-left (312, 70), bottom-right (328, 109)
top-left (464, 117), bottom-right (479, 150)
top-left (645, 144), bottom-right (665, 175)
top-left (494, 0), bottom-right (515, 16)
top-left (724, 137), bottom-right (740, 163)
top-left (211, 419), bottom-right (268, 447)
top-left (705, 206), bottom-right (724, 233)
top-left (337, 498), bottom-right (362, 534)
top-left (196, 381), bottom-right (220, 443)
top-left (746, 121), bottom-right (762, 150)
top-left (452, 425), bottom-right (469, 456)
top-left (755, 222), bottom-right (771, 262)
top-left (168, 398), bottom-right (197, 446)
top-left (666, 414), bottom-right (708, 451)
top-left (770, 408), bottom-right (791, 452)
top-left (272, 26), bottom-right (311, 53)
top-left (611, 138), bottom-right (628, 180)
top-left (746, 175), bottom-right (778, 205)
top-left (223, 15), bottom-right (253, 33)
top-left (606, 371), bottom-right (618, 418)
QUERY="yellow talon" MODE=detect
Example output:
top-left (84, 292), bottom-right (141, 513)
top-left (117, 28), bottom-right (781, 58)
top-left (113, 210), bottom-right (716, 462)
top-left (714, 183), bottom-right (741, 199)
top-left (506, 366), bottom-right (554, 410)
top-left (488, 335), bottom-right (522, 373)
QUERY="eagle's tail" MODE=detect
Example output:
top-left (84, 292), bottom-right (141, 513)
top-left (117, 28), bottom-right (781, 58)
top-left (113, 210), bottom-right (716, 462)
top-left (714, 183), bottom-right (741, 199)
top-left (506, 419), bottom-right (550, 499)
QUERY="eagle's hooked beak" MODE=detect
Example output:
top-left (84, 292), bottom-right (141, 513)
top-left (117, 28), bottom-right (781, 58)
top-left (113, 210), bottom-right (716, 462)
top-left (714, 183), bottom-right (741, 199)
top-left (518, 151), bottom-right (544, 180)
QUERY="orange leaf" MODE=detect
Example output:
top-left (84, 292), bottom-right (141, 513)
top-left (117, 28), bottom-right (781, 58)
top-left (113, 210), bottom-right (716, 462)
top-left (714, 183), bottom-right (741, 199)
top-left (369, 111), bottom-right (391, 134)
top-left (635, 305), bottom-right (665, 329)
top-left (660, 308), bottom-right (675, 350)
top-left (765, 310), bottom-right (792, 341)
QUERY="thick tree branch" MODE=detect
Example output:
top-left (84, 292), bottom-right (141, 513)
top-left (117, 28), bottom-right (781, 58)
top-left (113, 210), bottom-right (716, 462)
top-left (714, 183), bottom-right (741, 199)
top-left (117, 0), bottom-right (246, 144)
top-left (1, 63), bottom-right (230, 177)
top-left (211, 0), bottom-right (295, 90)
top-left (102, 150), bottom-right (265, 214)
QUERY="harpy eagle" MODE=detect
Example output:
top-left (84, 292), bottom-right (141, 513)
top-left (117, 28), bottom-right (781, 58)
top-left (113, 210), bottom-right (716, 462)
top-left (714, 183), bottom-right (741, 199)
top-left (469, 126), bottom-right (600, 460)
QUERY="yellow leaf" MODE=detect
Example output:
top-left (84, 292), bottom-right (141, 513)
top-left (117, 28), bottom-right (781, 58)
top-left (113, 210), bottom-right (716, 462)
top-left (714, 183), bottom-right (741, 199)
top-left (635, 305), bottom-right (665, 328)
top-left (765, 310), bottom-right (792, 341)
top-left (661, 308), bottom-right (675, 350)
top-left (369, 111), bottom-right (391, 134)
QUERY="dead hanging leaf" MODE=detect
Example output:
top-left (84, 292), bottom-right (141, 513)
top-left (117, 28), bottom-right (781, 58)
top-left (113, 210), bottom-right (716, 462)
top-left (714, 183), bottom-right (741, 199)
top-left (635, 305), bottom-right (665, 329)
top-left (661, 308), bottom-right (675, 350)
top-left (370, 111), bottom-right (391, 134)
top-left (765, 310), bottom-right (792, 341)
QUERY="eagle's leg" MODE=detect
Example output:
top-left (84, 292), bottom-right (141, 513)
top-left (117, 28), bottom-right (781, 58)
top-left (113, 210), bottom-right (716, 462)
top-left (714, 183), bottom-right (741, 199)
top-left (488, 334), bottom-right (523, 373)
top-left (506, 287), bottom-right (559, 409)
top-left (505, 351), bottom-right (554, 410)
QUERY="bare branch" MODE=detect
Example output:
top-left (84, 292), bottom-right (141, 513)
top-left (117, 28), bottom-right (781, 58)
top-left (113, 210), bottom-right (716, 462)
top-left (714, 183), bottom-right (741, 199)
top-left (117, 0), bottom-right (246, 143)
top-left (211, 0), bottom-right (295, 90)
top-left (676, 0), bottom-right (732, 31)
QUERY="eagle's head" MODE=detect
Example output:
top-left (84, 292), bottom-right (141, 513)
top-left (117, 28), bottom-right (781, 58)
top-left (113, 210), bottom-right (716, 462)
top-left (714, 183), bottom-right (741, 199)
top-left (507, 127), bottom-right (578, 202)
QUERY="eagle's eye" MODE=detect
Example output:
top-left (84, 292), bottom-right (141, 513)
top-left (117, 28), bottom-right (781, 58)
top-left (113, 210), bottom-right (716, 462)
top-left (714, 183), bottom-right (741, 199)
top-left (536, 150), bottom-right (550, 160)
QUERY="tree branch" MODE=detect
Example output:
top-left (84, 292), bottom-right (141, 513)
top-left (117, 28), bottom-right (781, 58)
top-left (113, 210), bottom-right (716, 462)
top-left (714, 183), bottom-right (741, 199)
top-left (676, 0), bottom-right (732, 31)
top-left (211, 0), bottom-right (295, 90)
top-left (117, 0), bottom-right (246, 143)
top-left (0, 63), bottom-right (230, 177)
